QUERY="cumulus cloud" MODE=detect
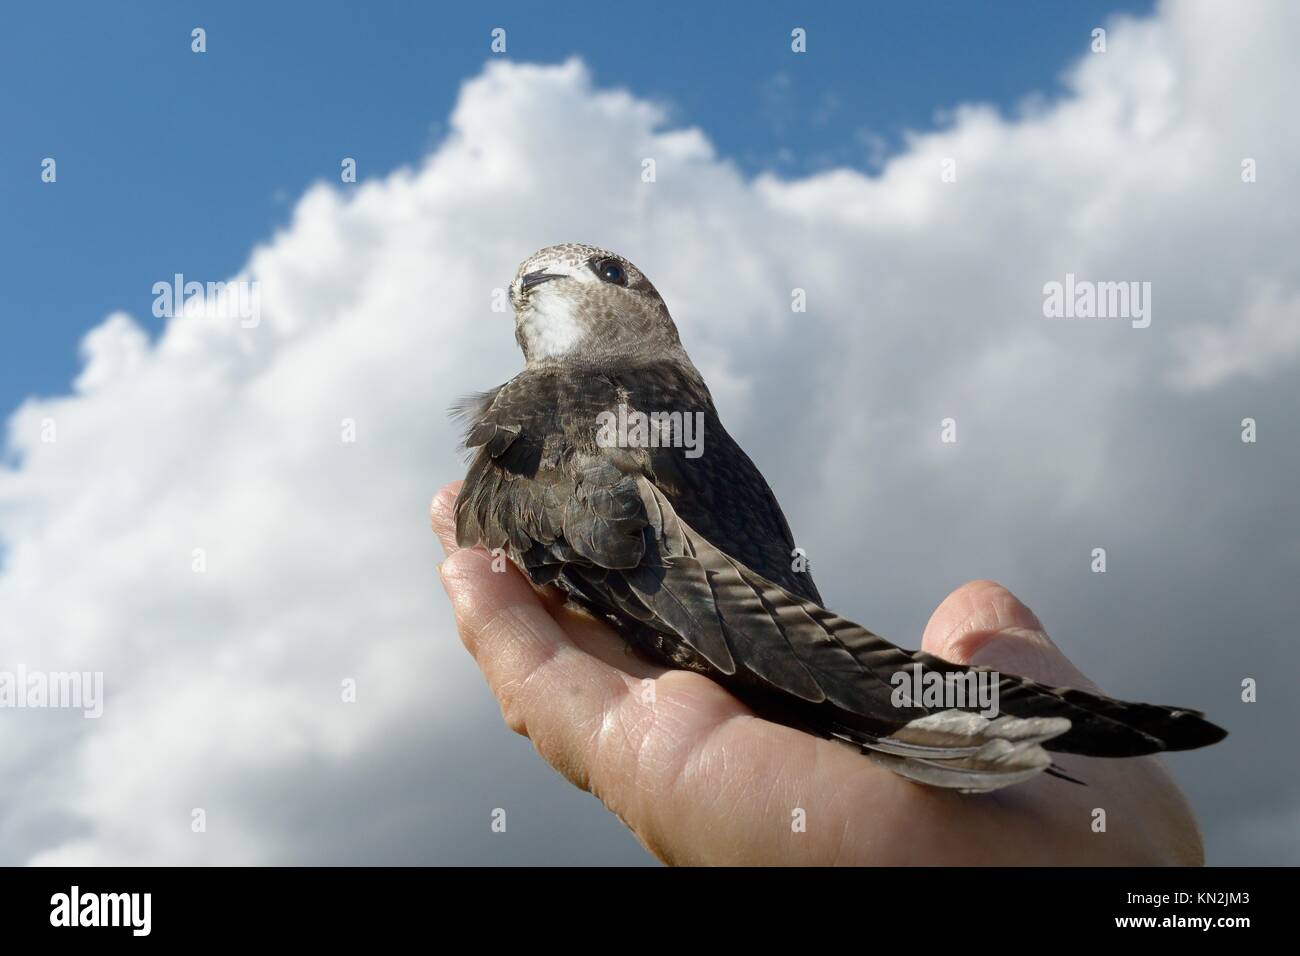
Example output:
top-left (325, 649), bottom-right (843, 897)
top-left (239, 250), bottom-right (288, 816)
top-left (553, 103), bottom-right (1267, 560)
top-left (2, 0), bottom-right (1297, 864)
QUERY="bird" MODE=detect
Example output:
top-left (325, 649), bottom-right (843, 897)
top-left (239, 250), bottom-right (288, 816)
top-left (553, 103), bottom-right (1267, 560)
top-left (453, 242), bottom-right (1227, 792)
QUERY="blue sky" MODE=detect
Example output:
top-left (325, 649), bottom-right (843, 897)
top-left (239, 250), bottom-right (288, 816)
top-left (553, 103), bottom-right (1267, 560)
top-left (1, 0), bottom-right (1151, 419)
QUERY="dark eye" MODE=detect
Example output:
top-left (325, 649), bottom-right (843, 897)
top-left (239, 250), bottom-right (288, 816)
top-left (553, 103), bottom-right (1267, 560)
top-left (593, 258), bottom-right (626, 285)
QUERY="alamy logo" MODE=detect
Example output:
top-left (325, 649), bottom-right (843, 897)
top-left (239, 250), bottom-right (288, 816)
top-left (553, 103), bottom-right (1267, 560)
top-left (50, 886), bottom-right (151, 936)
top-left (152, 273), bottom-right (261, 328)
top-left (890, 663), bottom-right (1000, 718)
top-left (596, 403), bottom-right (705, 459)
top-left (0, 666), bottom-right (103, 718)
top-left (1042, 272), bottom-right (1151, 328)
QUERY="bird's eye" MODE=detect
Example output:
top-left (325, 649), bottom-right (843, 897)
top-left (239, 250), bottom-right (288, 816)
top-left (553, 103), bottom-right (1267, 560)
top-left (593, 258), bottom-right (626, 285)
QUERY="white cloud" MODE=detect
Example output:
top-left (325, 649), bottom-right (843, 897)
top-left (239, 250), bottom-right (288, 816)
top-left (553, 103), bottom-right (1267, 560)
top-left (2, 0), bottom-right (1297, 863)
top-left (1166, 282), bottom-right (1300, 390)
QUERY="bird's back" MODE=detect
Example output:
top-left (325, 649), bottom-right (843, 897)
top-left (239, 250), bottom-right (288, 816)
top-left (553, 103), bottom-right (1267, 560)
top-left (457, 357), bottom-right (821, 604)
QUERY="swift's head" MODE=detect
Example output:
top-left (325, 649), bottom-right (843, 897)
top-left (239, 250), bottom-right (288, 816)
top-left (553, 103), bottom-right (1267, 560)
top-left (508, 243), bottom-right (679, 363)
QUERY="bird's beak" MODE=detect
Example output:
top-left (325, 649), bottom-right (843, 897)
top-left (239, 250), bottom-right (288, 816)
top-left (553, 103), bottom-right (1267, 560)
top-left (520, 271), bottom-right (564, 291)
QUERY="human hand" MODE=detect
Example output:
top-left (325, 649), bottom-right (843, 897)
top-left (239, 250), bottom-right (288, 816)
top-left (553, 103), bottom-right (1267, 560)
top-left (432, 481), bottom-right (1205, 865)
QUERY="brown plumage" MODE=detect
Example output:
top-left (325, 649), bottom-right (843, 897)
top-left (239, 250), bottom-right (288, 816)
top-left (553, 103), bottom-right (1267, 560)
top-left (453, 243), bottom-right (1226, 792)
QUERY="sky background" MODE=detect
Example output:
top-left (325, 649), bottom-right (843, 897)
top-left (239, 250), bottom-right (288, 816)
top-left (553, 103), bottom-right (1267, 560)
top-left (2, 0), bottom-right (1297, 865)
top-left (1, 0), bottom-right (1152, 418)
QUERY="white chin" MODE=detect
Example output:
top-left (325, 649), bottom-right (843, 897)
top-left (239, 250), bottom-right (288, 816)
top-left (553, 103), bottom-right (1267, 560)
top-left (521, 294), bottom-right (585, 359)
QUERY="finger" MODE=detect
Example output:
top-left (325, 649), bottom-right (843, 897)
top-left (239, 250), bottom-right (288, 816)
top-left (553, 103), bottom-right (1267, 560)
top-left (920, 579), bottom-right (1100, 692)
top-left (918, 581), bottom-right (1208, 862)
top-left (433, 479), bottom-right (576, 619)
top-left (439, 545), bottom-right (638, 789)
top-left (430, 480), bottom-right (464, 556)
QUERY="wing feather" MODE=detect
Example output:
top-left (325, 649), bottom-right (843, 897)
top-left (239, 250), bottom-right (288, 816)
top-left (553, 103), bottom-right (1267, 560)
top-left (453, 372), bottom-right (1225, 792)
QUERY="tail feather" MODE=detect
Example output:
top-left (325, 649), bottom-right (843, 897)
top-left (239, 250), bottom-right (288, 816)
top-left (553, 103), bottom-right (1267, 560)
top-left (848, 712), bottom-right (1072, 793)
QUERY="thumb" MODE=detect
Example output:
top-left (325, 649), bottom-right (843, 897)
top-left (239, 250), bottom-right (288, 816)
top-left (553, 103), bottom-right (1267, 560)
top-left (920, 579), bottom-right (1102, 694)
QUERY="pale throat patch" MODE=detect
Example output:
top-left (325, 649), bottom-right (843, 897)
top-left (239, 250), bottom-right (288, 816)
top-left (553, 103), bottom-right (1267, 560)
top-left (520, 291), bottom-right (586, 359)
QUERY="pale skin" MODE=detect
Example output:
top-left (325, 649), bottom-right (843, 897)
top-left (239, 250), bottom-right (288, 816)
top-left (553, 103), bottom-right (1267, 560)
top-left (432, 481), bottom-right (1206, 865)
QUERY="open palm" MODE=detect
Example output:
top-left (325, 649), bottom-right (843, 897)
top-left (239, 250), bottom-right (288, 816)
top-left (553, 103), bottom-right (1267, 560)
top-left (432, 482), bottom-right (1204, 865)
